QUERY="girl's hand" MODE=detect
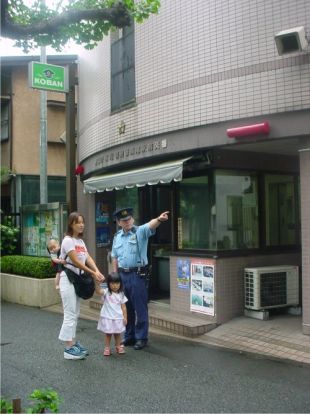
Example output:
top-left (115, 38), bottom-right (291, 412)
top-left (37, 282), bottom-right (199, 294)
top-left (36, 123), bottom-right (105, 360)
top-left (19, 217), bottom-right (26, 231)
top-left (93, 270), bottom-right (105, 282)
top-left (123, 317), bottom-right (127, 326)
top-left (95, 283), bottom-right (104, 296)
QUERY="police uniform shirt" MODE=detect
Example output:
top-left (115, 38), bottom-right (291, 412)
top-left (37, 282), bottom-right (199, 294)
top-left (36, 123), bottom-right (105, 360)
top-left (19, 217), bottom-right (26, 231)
top-left (111, 223), bottom-right (155, 268)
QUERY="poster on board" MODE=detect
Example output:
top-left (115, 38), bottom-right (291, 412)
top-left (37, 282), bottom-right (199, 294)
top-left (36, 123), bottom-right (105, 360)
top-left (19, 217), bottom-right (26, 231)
top-left (96, 226), bottom-right (110, 246)
top-left (176, 259), bottom-right (190, 289)
top-left (190, 259), bottom-right (215, 315)
top-left (96, 202), bottom-right (109, 223)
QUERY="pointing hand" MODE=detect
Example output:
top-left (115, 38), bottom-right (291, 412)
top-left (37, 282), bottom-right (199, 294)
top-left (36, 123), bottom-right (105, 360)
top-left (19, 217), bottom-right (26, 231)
top-left (158, 211), bottom-right (169, 222)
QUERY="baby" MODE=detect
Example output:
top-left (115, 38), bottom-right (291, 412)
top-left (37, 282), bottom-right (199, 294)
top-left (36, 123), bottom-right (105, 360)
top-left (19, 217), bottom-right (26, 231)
top-left (47, 238), bottom-right (66, 290)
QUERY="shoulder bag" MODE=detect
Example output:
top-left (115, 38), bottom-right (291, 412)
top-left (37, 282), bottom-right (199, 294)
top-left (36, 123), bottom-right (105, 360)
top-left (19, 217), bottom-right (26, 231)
top-left (64, 264), bottom-right (95, 300)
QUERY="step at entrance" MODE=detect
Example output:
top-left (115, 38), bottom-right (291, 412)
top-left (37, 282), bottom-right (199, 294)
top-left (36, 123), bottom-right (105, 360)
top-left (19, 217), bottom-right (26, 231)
top-left (148, 301), bottom-right (217, 337)
top-left (89, 298), bottom-right (217, 338)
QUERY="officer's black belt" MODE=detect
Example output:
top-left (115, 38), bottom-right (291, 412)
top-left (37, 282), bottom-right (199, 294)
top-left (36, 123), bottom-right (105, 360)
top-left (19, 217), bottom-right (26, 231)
top-left (118, 267), bottom-right (146, 273)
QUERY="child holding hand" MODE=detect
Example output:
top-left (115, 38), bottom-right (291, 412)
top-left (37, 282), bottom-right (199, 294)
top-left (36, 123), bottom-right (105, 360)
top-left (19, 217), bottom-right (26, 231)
top-left (97, 272), bottom-right (127, 356)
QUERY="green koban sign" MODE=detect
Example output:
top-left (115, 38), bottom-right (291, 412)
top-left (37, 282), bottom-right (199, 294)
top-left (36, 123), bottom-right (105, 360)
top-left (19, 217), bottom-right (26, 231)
top-left (28, 62), bottom-right (69, 93)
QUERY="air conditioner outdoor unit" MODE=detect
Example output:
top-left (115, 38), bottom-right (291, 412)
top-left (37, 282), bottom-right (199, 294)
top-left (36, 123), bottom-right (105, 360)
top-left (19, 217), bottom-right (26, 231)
top-left (244, 265), bottom-right (299, 311)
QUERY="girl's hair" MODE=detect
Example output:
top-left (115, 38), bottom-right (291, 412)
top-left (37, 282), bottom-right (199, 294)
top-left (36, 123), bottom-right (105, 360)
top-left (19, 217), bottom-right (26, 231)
top-left (107, 272), bottom-right (123, 294)
top-left (66, 211), bottom-right (85, 237)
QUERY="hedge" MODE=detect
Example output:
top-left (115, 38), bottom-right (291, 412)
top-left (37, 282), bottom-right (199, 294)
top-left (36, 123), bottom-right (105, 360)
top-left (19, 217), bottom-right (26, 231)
top-left (0, 255), bottom-right (55, 279)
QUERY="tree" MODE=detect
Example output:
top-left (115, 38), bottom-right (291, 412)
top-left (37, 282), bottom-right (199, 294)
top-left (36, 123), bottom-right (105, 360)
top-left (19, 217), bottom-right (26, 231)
top-left (1, 0), bottom-right (160, 52)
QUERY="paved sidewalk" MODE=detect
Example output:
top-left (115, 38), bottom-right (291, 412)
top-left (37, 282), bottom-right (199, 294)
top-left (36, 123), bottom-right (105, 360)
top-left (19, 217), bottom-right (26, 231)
top-left (44, 301), bottom-right (310, 367)
top-left (183, 314), bottom-right (310, 366)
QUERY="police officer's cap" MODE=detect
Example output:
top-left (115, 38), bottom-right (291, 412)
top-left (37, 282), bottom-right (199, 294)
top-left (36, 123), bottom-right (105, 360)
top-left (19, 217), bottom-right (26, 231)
top-left (113, 207), bottom-right (133, 221)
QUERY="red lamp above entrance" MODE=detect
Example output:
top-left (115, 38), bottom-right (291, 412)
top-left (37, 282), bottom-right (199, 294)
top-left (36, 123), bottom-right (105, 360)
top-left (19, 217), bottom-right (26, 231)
top-left (227, 121), bottom-right (270, 138)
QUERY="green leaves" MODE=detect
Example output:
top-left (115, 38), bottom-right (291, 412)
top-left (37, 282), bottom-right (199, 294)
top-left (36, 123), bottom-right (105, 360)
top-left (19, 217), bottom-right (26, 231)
top-left (1, 255), bottom-right (56, 278)
top-left (3, 0), bottom-right (161, 52)
top-left (0, 216), bottom-right (19, 255)
top-left (0, 167), bottom-right (12, 184)
top-left (0, 399), bottom-right (13, 414)
top-left (27, 388), bottom-right (61, 414)
top-left (1, 388), bottom-right (61, 414)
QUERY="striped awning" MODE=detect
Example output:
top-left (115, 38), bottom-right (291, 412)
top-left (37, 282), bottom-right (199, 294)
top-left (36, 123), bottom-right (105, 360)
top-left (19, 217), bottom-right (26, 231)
top-left (83, 158), bottom-right (190, 193)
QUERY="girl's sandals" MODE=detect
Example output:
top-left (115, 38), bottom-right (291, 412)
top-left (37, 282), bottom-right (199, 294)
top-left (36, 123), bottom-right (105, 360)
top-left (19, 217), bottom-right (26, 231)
top-left (115, 345), bottom-right (125, 354)
top-left (103, 347), bottom-right (111, 356)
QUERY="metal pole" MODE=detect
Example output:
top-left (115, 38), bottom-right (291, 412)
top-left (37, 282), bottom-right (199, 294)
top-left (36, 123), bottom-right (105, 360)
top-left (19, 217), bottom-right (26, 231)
top-left (39, 2), bottom-right (47, 204)
top-left (66, 63), bottom-right (77, 212)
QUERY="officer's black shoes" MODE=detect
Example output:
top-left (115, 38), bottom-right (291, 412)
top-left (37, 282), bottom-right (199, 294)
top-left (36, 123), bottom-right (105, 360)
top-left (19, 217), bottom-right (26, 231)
top-left (134, 340), bottom-right (148, 350)
top-left (121, 338), bottom-right (136, 346)
top-left (121, 338), bottom-right (148, 349)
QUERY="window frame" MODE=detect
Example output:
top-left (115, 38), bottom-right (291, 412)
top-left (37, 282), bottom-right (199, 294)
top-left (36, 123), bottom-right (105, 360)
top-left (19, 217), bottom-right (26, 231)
top-left (175, 168), bottom-right (301, 255)
top-left (1, 98), bottom-right (10, 142)
top-left (262, 172), bottom-right (301, 249)
top-left (110, 23), bottom-right (136, 112)
top-left (20, 175), bottom-right (66, 205)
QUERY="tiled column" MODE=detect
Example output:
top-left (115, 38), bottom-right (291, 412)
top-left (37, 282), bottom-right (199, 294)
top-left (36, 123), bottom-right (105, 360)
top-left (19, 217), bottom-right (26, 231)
top-left (300, 149), bottom-right (310, 335)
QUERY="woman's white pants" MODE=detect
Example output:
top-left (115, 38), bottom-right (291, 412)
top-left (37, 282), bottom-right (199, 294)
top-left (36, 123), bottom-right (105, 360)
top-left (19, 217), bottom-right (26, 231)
top-left (58, 273), bottom-right (81, 342)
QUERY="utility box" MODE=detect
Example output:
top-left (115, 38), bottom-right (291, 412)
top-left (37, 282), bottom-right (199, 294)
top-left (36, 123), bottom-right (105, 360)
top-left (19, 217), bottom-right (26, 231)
top-left (244, 265), bottom-right (299, 311)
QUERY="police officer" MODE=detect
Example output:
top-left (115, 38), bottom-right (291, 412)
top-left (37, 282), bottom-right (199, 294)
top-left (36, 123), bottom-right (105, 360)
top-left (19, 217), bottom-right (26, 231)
top-left (111, 207), bottom-right (169, 350)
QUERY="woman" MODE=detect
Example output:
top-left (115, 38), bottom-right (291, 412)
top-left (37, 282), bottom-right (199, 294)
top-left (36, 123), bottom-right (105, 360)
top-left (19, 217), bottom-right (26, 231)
top-left (59, 212), bottom-right (105, 360)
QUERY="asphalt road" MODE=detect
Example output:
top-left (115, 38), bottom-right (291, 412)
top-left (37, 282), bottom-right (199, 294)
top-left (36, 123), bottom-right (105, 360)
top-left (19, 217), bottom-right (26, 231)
top-left (1, 302), bottom-right (310, 413)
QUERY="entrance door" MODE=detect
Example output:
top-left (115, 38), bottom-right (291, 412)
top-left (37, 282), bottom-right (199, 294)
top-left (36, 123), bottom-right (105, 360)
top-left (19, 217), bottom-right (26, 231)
top-left (148, 185), bottom-right (172, 300)
top-left (94, 192), bottom-right (115, 277)
top-left (267, 180), bottom-right (297, 246)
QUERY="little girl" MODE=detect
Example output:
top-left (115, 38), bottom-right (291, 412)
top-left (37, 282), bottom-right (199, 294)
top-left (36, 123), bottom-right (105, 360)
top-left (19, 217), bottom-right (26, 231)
top-left (97, 272), bottom-right (128, 356)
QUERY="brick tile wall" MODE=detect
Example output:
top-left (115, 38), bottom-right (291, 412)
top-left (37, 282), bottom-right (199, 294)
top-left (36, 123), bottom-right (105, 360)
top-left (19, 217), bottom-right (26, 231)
top-left (300, 150), bottom-right (310, 334)
top-left (170, 253), bottom-right (301, 324)
top-left (78, 0), bottom-right (310, 161)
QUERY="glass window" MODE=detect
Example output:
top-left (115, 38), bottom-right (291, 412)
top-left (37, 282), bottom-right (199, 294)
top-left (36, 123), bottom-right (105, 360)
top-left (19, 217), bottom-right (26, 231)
top-left (176, 170), bottom-right (299, 252)
top-left (115, 187), bottom-right (140, 224)
top-left (264, 174), bottom-right (299, 246)
top-left (215, 171), bottom-right (259, 250)
top-left (111, 23), bottom-right (135, 111)
top-left (178, 176), bottom-right (211, 249)
top-left (1, 100), bottom-right (9, 141)
top-left (48, 178), bottom-right (66, 203)
top-left (1, 68), bottom-right (11, 96)
top-left (21, 176), bottom-right (66, 205)
top-left (154, 186), bottom-right (171, 244)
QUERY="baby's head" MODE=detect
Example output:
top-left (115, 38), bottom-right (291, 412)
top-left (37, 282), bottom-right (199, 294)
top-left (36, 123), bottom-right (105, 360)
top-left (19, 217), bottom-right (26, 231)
top-left (47, 238), bottom-right (60, 254)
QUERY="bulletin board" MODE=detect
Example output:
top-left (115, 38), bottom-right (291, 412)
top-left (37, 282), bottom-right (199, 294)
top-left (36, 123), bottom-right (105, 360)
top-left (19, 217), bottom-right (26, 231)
top-left (21, 202), bottom-right (67, 256)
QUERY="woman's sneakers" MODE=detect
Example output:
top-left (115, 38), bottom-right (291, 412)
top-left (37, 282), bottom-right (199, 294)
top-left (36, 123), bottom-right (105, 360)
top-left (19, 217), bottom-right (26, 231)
top-left (64, 345), bottom-right (86, 360)
top-left (75, 341), bottom-right (89, 356)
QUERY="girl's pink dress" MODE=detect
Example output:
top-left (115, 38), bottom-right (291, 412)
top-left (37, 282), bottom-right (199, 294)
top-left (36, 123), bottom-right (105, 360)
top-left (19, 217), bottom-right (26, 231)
top-left (97, 289), bottom-right (127, 334)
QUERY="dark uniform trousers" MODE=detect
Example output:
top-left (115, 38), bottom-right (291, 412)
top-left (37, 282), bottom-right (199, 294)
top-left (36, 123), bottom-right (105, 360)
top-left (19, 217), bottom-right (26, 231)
top-left (120, 270), bottom-right (148, 341)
